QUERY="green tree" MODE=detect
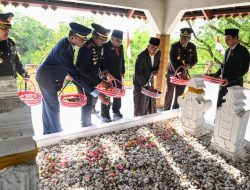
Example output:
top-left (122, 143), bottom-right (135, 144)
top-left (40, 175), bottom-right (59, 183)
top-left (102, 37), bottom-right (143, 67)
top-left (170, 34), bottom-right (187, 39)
top-left (186, 16), bottom-right (250, 75)
top-left (124, 30), bottom-right (150, 81)
top-left (10, 13), bottom-right (53, 65)
top-left (124, 21), bottom-right (151, 83)
top-left (32, 22), bottom-right (69, 64)
top-left (32, 16), bottom-right (102, 64)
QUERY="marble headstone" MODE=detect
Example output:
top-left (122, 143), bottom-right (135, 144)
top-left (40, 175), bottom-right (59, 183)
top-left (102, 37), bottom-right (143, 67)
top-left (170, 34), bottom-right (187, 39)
top-left (211, 86), bottom-right (250, 159)
top-left (0, 76), bottom-right (38, 190)
top-left (178, 78), bottom-right (212, 137)
top-left (0, 76), bottom-right (36, 157)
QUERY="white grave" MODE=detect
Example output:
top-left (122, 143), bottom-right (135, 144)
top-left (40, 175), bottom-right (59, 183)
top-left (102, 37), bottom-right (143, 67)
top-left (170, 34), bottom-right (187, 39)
top-left (0, 164), bottom-right (38, 190)
top-left (0, 76), bottom-right (36, 157)
top-left (0, 76), bottom-right (38, 190)
top-left (178, 78), bottom-right (212, 137)
top-left (211, 85), bottom-right (250, 159)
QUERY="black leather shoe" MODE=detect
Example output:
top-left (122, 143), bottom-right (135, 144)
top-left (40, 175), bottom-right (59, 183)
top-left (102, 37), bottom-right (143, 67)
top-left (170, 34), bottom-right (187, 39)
top-left (113, 112), bottom-right (123, 118)
top-left (102, 116), bottom-right (112, 122)
top-left (163, 107), bottom-right (169, 111)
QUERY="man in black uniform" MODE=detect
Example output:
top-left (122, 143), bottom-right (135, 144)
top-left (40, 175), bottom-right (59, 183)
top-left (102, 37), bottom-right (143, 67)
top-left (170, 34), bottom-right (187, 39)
top-left (76, 23), bottom-right (111, 127)
top-left (101, 29), bottom-right (125, 122)
top-left (164, 28), bottom-right (197, 110)
top-left (133, 37), bottom-right (161, 116)
top-left (0, 12), bottom-right (29, 78)
top-left (209, 28), bottom-right (249, 108)
top-left (36, 22), bottom-right (109, 135)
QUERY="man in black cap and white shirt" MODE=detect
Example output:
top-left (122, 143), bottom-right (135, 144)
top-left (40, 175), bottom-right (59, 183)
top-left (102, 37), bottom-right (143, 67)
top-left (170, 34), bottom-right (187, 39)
top-left (0, 12), bottom-right (29, 78)
top-left (100, 29), bottom-right (125, 122)
top-left (133, 37), bottom-right (161, 116)
top-left (76, 23), bottom-right (111, 127)
top-left (209, 28), bottom-right (249, 107)
top-left (36, 22), bottom-right (109, 134)
top-left (164, 28), bottom-right (197, 110)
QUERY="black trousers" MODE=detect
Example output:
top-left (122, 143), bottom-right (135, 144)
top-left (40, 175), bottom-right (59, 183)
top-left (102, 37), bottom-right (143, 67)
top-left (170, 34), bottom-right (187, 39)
top-left (217, 86), bottom-right (227, 108)
top-left (164, 75), bottom-right (186, 110)
top-left (80, 91), bottom-right (93, 127)
top-left (133, 87), bottom-right (156, 116)
top-left (76, 84), bottom-right (93, 127)
top-left (101, 75), bottom-right (122, 117)
top-left (91, 96), bottom-right (98, 110)
top-left (217, 80), bottom-right (243, 108)
top-left (101, 97), bottom-right (121, 117)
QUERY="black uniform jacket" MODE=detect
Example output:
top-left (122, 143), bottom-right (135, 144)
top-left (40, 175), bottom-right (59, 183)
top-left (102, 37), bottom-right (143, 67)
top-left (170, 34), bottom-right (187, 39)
top-left (36, 37), bottom-right (94, 93)
top-left (0, 38), bottom-right (26, 77)
top-left (167, 41), bottom-right (197, 75)
top-left (133, 48), bottom-right (161, 88)
top-left (101, 40), bottom-right (125, 81)
top-left (76, 38), bottom-right (103, 87)
top-left (213, 43), bottom-right (249, 86)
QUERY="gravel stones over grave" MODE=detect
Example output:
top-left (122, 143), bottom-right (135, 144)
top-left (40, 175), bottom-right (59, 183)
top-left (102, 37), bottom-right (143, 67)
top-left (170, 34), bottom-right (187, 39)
top-left (38, 118), bottom-right (250, 190)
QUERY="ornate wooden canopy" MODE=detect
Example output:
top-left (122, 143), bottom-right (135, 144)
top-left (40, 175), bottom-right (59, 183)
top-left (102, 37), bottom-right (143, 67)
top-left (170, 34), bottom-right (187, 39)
top-left (1, 0), bottom-right (249, 20)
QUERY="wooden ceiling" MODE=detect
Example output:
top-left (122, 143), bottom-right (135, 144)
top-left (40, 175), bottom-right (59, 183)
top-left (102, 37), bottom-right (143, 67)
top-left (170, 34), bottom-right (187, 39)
top-left (1, 0), bottom-right (250, 20)
top-left (183, 6), bottom-right (250, 21)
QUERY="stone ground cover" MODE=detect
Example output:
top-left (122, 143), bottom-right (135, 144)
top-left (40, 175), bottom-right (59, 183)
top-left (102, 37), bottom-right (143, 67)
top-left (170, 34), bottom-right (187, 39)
top-left (37, 118), bottom-right (250, 190)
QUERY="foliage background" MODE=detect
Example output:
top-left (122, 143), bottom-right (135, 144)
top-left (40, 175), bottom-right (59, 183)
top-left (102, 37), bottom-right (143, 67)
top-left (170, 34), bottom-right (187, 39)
top-left (1, 7), bottom-right (249, 83)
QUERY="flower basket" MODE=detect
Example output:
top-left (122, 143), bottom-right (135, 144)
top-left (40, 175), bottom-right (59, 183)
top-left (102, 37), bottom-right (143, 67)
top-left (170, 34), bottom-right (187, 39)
top-left (203, 75), bottom-right (225, 85)
top-left (59, 81), bottom-right (87, 108)
top-left (141, 86), bottom-right (162, 98)
top-left (60, 93), bottom-right (87, 107)
top-left (170, 66), bottom-right (190, 86)
top-left (18, 78), bottom-right (42, 106)
top-left (95, 74), bottom-right (125, 98)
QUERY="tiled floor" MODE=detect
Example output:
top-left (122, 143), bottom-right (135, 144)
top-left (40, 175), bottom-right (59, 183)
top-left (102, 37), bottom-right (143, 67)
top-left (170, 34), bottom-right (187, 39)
top-left (31, 83), bottom-right (250, 141)
top-left (31, 88), bottom-right (134, 137)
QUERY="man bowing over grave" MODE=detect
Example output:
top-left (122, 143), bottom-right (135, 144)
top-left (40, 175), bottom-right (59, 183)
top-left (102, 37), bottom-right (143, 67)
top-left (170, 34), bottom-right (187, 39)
top-left (36, 22), bottom-right (109, 135)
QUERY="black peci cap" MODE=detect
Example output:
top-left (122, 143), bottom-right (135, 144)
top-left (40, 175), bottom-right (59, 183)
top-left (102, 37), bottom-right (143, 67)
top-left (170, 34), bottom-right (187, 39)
top-left (225, 28), bottom-right (239, 37)
top-left (69, 22), bottom-right (92, 40)
top-left (112, 29), bottom-right (123, 39)
top-left (149, 37), bottom-right (160, 46)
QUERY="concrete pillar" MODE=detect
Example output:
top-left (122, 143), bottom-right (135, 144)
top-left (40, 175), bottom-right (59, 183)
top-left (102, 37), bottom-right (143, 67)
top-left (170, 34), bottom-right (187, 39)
top-left (155, 34), bottom-right (170, 107)
top-left (0, 76), bottom-right (38, 190)
top-left (211, 86), bottom-right (250, 159)
top-left (177, 78), bottom-right (212, 137)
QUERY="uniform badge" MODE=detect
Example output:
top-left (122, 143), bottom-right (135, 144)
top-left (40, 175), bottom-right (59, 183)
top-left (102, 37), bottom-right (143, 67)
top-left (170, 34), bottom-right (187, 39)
top-left (177, 55), bottom-right (181, 60)
top-left (189, 49), bottom-right (192, 52)
top-left (7, 15), bottom-right (13, 22)
top-left (0, 58), bottom-right (3, 64)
